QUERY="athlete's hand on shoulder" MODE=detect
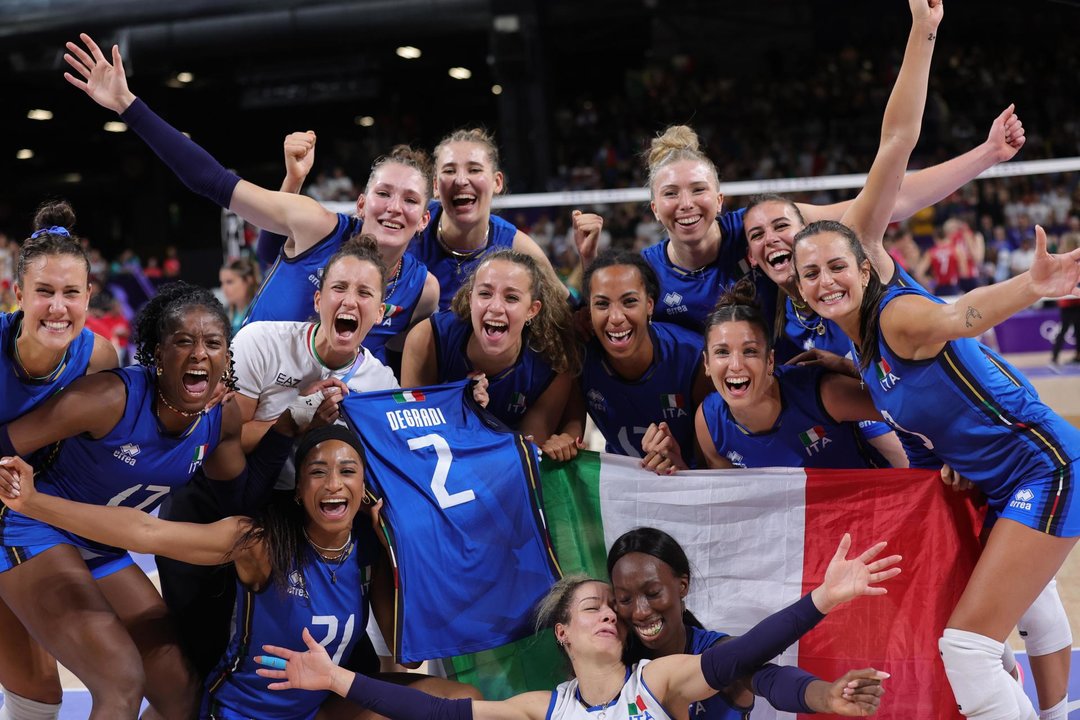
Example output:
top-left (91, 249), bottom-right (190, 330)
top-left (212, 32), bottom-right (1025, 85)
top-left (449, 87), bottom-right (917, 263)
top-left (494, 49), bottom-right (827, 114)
top-left (0, 456), bottom-right (36, 511)
top-left (468, 372), bottom-right (490, 408)
top-left (572, 209), bottom-right (604, 268)
top-left (909, 0), bottom-right (943, 30)
top-left (825, 668), bottom-right (889, 716)
top-left (257, 627), bottom-right (338, 692)
top-left (205, 383), bottom-right (233, 411)
top-left (641, 422), bottom-right (688, 475)
top-left (812, 533), bottom-right (902, 613)
top-left (1029, 225), bottom-right (1080, 299)
top-left (540, 433), bottom-right (583, 462)
top-left (985, 104), bottom-right (1025, 163)
top-left (940, 464), bottom-right (974, 492)
top-left (787, 348), bottom-right (859, 378)
top-left (63, 33), bottom-right (136, 113)
top-left (285, 131), bottom-right (317, 184)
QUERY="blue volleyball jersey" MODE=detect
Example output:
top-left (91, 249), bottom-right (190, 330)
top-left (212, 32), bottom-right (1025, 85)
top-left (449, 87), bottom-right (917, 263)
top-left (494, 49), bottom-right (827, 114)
top-left (863, 285), bottom-right (1080, 512)
top-left (366, 252), bottom-right (429, 363)
top-left (582, 323), bottom-right (702, 458)
top-left (408, 201), bottom-right (517, 310)
top-left (702, 365), bottom-right (884, 469)
top-left (429, 310), bottom-right (557, 430)
top-left (1, 365), bottom-right (223, 558)
top-left (340, 381), bottom-right (560, 662)
top-left (686, 626), bottom-right (751, 720)
top-left (244, 213), bottom-right (362, 325)
top-left (1, 311), bottom-right (95, 424)
top-left (642, 208), bottom-right (778, 334)
top-left (204, 536), bottom-right (377, 720)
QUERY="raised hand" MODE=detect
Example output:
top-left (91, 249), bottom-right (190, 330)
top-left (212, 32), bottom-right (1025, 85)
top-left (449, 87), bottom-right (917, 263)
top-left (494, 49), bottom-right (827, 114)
top-left (256, 627), bottom-right (338, 692)
top-left (572, 209), bottom-right (604, 268)
top-left (0, 456), bottom-right (35, 511)
top-left (63, 33), bottom-right (137, 113)
top-left (1029, 225), bottom-right (1080, 298)
top-left (786, 348), bottom-right (859, 378)
top-left (985, 104), bottom-right (1026, 163)
top-left (909, 0), bottom-right (944, 30)
top-left (813, 534), bottom-right (902, 613)
top-left (827, 668), bottom-right (889, 716)
top-left (285, 131), bottom-right (317, 185)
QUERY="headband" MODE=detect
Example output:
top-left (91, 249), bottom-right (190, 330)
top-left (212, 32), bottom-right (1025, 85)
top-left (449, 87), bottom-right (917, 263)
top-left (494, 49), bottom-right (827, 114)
top-left (294, 424), bottom-right (365, 470)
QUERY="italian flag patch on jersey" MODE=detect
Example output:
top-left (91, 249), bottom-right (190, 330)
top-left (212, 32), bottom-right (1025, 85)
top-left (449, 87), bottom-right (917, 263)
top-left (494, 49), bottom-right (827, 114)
top-left (393, 390), bottom-right (426, 404)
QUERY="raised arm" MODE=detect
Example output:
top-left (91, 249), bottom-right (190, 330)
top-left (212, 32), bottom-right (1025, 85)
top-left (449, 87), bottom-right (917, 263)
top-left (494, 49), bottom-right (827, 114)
top-left (0, 455), bottom-right (245, 566)
top-left (882, 225), bottom-right (1080, 360)
top-left (63, 34), bottom-right (337, 250)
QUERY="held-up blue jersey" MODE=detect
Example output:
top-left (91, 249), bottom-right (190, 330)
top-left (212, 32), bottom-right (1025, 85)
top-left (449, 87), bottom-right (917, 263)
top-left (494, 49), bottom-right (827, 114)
top-left (1, 365), bottom-right (222, 559)
top-left (864, 285), bottom-right (1080, 511)
top-left (203, 536), bottom-right (377, 720)
top-left (408, 201), bottom-right (517, 310)
top-left (429, 310), bottom-right (557, 430)
top-left (702, 365), bottom-right (884, 469)
top-left (582, 323), bottom-right (702, 458)
top-left (366, 252), bottom-right (429, 363)
top-left (686, 626), bottom-right (751, 720)
top-left (244, 214), bottom-right (361, 325)
top-left (642, 208), bottom-right (778, 334)
top-left (1, 311), bottom-right (95, 424)
top-left (340, 381), bottom-right (560, 662)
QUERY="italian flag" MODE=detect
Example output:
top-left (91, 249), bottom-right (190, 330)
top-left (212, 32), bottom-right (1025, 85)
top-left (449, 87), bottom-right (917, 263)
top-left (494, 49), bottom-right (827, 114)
top-left (393, 390), bottom-right (426, 404)
top-left (876, 358), bottom-right (893, 381)
top-left (446, 452), bottom-right (982, 719)
top-left (191, 443), bottom-right (208, 462)
top-left (660, 393), bottom-right (684, 409)
top-left (799, 426), bottom-right (826, 447)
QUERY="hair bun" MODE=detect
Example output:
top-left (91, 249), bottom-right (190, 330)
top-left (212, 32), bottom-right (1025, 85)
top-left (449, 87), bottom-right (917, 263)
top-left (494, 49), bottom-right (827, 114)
top-left (647, 125), bottom-right (700, 169)
top-left (713, 277), bottom-right (758, 310)
top-left (33, 200), bottom-right (76, 233)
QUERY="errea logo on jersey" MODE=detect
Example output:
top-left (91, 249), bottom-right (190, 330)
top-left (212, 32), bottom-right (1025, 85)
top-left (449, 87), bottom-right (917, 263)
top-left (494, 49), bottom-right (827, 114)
top-left (113, 443), bottom-right (140, 466)
top-left (726, 450), bottom-right (746, 468)
top-left (587, 389), bottom-right (607, 413)
top-left (287, 569), bottom-right (309, 599)
top-left (1010, 488), bottom-right (1036, 512)
top-left (662, 291), bottom-right (688, 315)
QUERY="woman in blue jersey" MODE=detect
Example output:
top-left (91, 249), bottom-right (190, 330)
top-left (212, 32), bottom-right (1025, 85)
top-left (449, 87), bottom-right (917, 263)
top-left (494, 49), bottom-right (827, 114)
top-left (0, 201), bottom-right (118, 720)
top-left (608, 527), bottom-right (888, 718)
top-left (402, 250), bottom-right (577, 443)
top-left (61, 38), bottom-right (438, 365)
top-left (0, 424), bottom-right (480, 720)
top-left (254, 533), bottom-right (897, 720)
top-left (253, 132), bottom-right (441, 364)
top-left (0, 282), bottom-right (296, 719)
top-left (410, 128), bottom-right (562, 310)
top-left (542, 249), bottom-right (710, 462)
top-left (650, 279), bottom-right (888, 474)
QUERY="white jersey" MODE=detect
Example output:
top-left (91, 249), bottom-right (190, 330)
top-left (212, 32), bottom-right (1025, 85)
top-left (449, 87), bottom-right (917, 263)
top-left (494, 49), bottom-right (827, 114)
top-left (549, 662), bottom-right (673, 720)
top-left (232, 320), bottom-right (399, 489)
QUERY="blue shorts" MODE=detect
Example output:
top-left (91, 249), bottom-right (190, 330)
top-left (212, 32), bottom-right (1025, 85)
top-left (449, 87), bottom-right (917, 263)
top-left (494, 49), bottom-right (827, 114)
top-left (0, 506), bottom-right (135, 580)
top-left (996, 461), bottom-right (1080, 537)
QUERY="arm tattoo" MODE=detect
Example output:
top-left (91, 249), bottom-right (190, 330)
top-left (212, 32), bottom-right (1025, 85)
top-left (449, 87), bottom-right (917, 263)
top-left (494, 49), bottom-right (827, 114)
top-left (964, 306), bottom-right (983, 328)
top-left (928, 32), bottom-right (936, 41)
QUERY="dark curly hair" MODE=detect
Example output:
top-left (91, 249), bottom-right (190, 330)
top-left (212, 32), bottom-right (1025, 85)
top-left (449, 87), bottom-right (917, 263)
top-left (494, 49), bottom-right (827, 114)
top-left (16, 200), bottom-right (90, 283)
top-left (582, 248), bottom-right (660, 305)
top-left (133, 281), bottom-right (236, 391)
top-left (703, 277), bottom-right (773, 352)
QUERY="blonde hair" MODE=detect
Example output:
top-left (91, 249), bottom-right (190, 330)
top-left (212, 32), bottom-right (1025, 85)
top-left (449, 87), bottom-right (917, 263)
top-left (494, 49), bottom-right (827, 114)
top-left (450, 249), bottom-right (581, 376)
top-left (434, 128), bottom-right (502, 174)
top-left (645, 125), bottom-right (720, 198)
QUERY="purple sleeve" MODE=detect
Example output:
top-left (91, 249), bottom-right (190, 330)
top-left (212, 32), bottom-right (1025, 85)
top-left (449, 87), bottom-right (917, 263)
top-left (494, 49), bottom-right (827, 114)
top-left (120, 98), bottom-right (241, 209)
top-left (345, 672), bottom-right (473, 720)
top-left (751, 663), bottom-right (817, 713)
top-left (256, 229), bottom-right (287, 272)
top-left (700, 593), bottom-right (825, 691)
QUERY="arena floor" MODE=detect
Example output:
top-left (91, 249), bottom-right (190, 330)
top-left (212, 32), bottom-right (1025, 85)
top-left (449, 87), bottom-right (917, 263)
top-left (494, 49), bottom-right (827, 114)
top-left (35, 353), bottom-right (1080, 715)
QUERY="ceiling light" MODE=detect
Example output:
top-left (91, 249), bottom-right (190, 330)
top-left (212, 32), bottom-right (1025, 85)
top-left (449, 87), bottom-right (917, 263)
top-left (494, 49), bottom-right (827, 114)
top-left (448, 67), bottom-right (472, 80)
top-left (176, 72), bottom-right (194, 83)
top-left (355, 116), bottom-right (375, 127)
top-left (62, 172), bottom-right (82, 183)
top-left (16, 149), bottom-right (33, 160)
top-left (104, 121), bottom-right (127, 133)
top-left (27, 109), bottom-right (53, 121)
top-left (491, 84), bottom-right (503, 95)
top-left (396, 46), bottom-right (421, 60)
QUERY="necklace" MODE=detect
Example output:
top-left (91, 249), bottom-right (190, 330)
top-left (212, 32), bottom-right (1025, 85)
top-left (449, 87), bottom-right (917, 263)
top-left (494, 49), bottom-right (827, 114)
top-left (12, 319), bottom-right (66, 381)
top-left (305, 530), bottom-right (354, 584)
top-left (384, 257), bottom-right (403, 302)
top-left (437, 218), bottom-right (490, 278)
top-left (156, 387), bottom-right (205, 418)
top-left (788, 297), bottom-right (826, 336)
top-left (574, 667), bottom-right (630, 720)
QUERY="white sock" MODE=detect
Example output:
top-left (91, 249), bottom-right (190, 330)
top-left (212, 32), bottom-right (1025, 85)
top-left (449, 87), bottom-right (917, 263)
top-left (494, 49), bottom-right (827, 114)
top-left (1039, 696), bottom-right (1069, 720)
top-left (0, 690), bottom-right (60, 720)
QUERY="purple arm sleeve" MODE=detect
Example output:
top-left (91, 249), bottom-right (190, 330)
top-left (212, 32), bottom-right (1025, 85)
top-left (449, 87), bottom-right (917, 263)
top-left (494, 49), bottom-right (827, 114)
top-left (120, 98), bottom-right (241, 209)
top-left (256, 229), bottom-right (287, 272)
top-left (701, 593), bottom-right (825, 691)
top-left (751, 663), bottom-right (817, 713)
top-left (345, 673), bottom-right (473, 720)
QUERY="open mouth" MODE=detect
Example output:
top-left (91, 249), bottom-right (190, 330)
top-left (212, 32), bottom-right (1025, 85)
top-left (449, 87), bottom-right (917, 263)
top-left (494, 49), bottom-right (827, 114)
top-left (634, 618), bottom-right (664, 640)
top-left (319, 497), bottom-right (349, 519)
top-left (604, 328), bottom-right (633, 348)
top-left (451, 193), bottom-right (478, 210)
top-left (41, 320), bottom-right (71, 334)
top-left (675, 215), bottom-right (702, 229)
top-left (723, 376), bottom-right (750, 397)
top-left (482, 320), bottom-right (508, 339)
top-left (767, 250), bottom-right (792, 268)
top-left (182, 369), bottom-right (210, 396)
top-left (819, 291), bottom-right (846, 305)
top-left (334, 313), bottom-right (359, 338)
top-left (379, 219), bottom-right (404, 231)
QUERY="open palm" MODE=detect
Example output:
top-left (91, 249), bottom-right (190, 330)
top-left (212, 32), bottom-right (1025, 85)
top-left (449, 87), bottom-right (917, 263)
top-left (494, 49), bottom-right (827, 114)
top-left (63, 33), bottom-right (136, 113)
top-left (821, 534), bottom-right (902, 611)
top-left (1030, 225), bottom-right (1080, 299)
top-left (256, 628), bottom-right (337, 693)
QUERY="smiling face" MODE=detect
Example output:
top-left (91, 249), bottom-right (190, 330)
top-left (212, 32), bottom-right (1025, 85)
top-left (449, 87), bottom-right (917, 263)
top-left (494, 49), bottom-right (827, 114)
top-left (588, 264), bottom-right (654, 363)
top-left (358, 162), bottom-right (431, 254)
top-left (155, 307), bottom-right (229, 413)
top-left (649, 159), bottom-right (723, 246)
top-left (745, 200), bottom-right (805, 289)
top-left (794, 232), bottom-right (870, 325)
top-left (14, 253), bottom-right (90, 354)
top-left (297, 439), bottom-right (365, 540)
top-left (435, 141), bottom-right (503, 228)
top-left (610, 552), bottom-right (688, 657)
top-left (703, 319), bottom-right (774, 407)
top-left (314, 255), bottom-right (385, 357)
top-left (469, 258), bottom-right (540, 357)
top-left (553, 581), bottom-right (626, 661)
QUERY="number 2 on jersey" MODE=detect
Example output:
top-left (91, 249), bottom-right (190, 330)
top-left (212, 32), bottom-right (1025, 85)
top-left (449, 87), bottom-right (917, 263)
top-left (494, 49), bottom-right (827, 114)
top-left (408, 433), bottom-right (476, 509)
